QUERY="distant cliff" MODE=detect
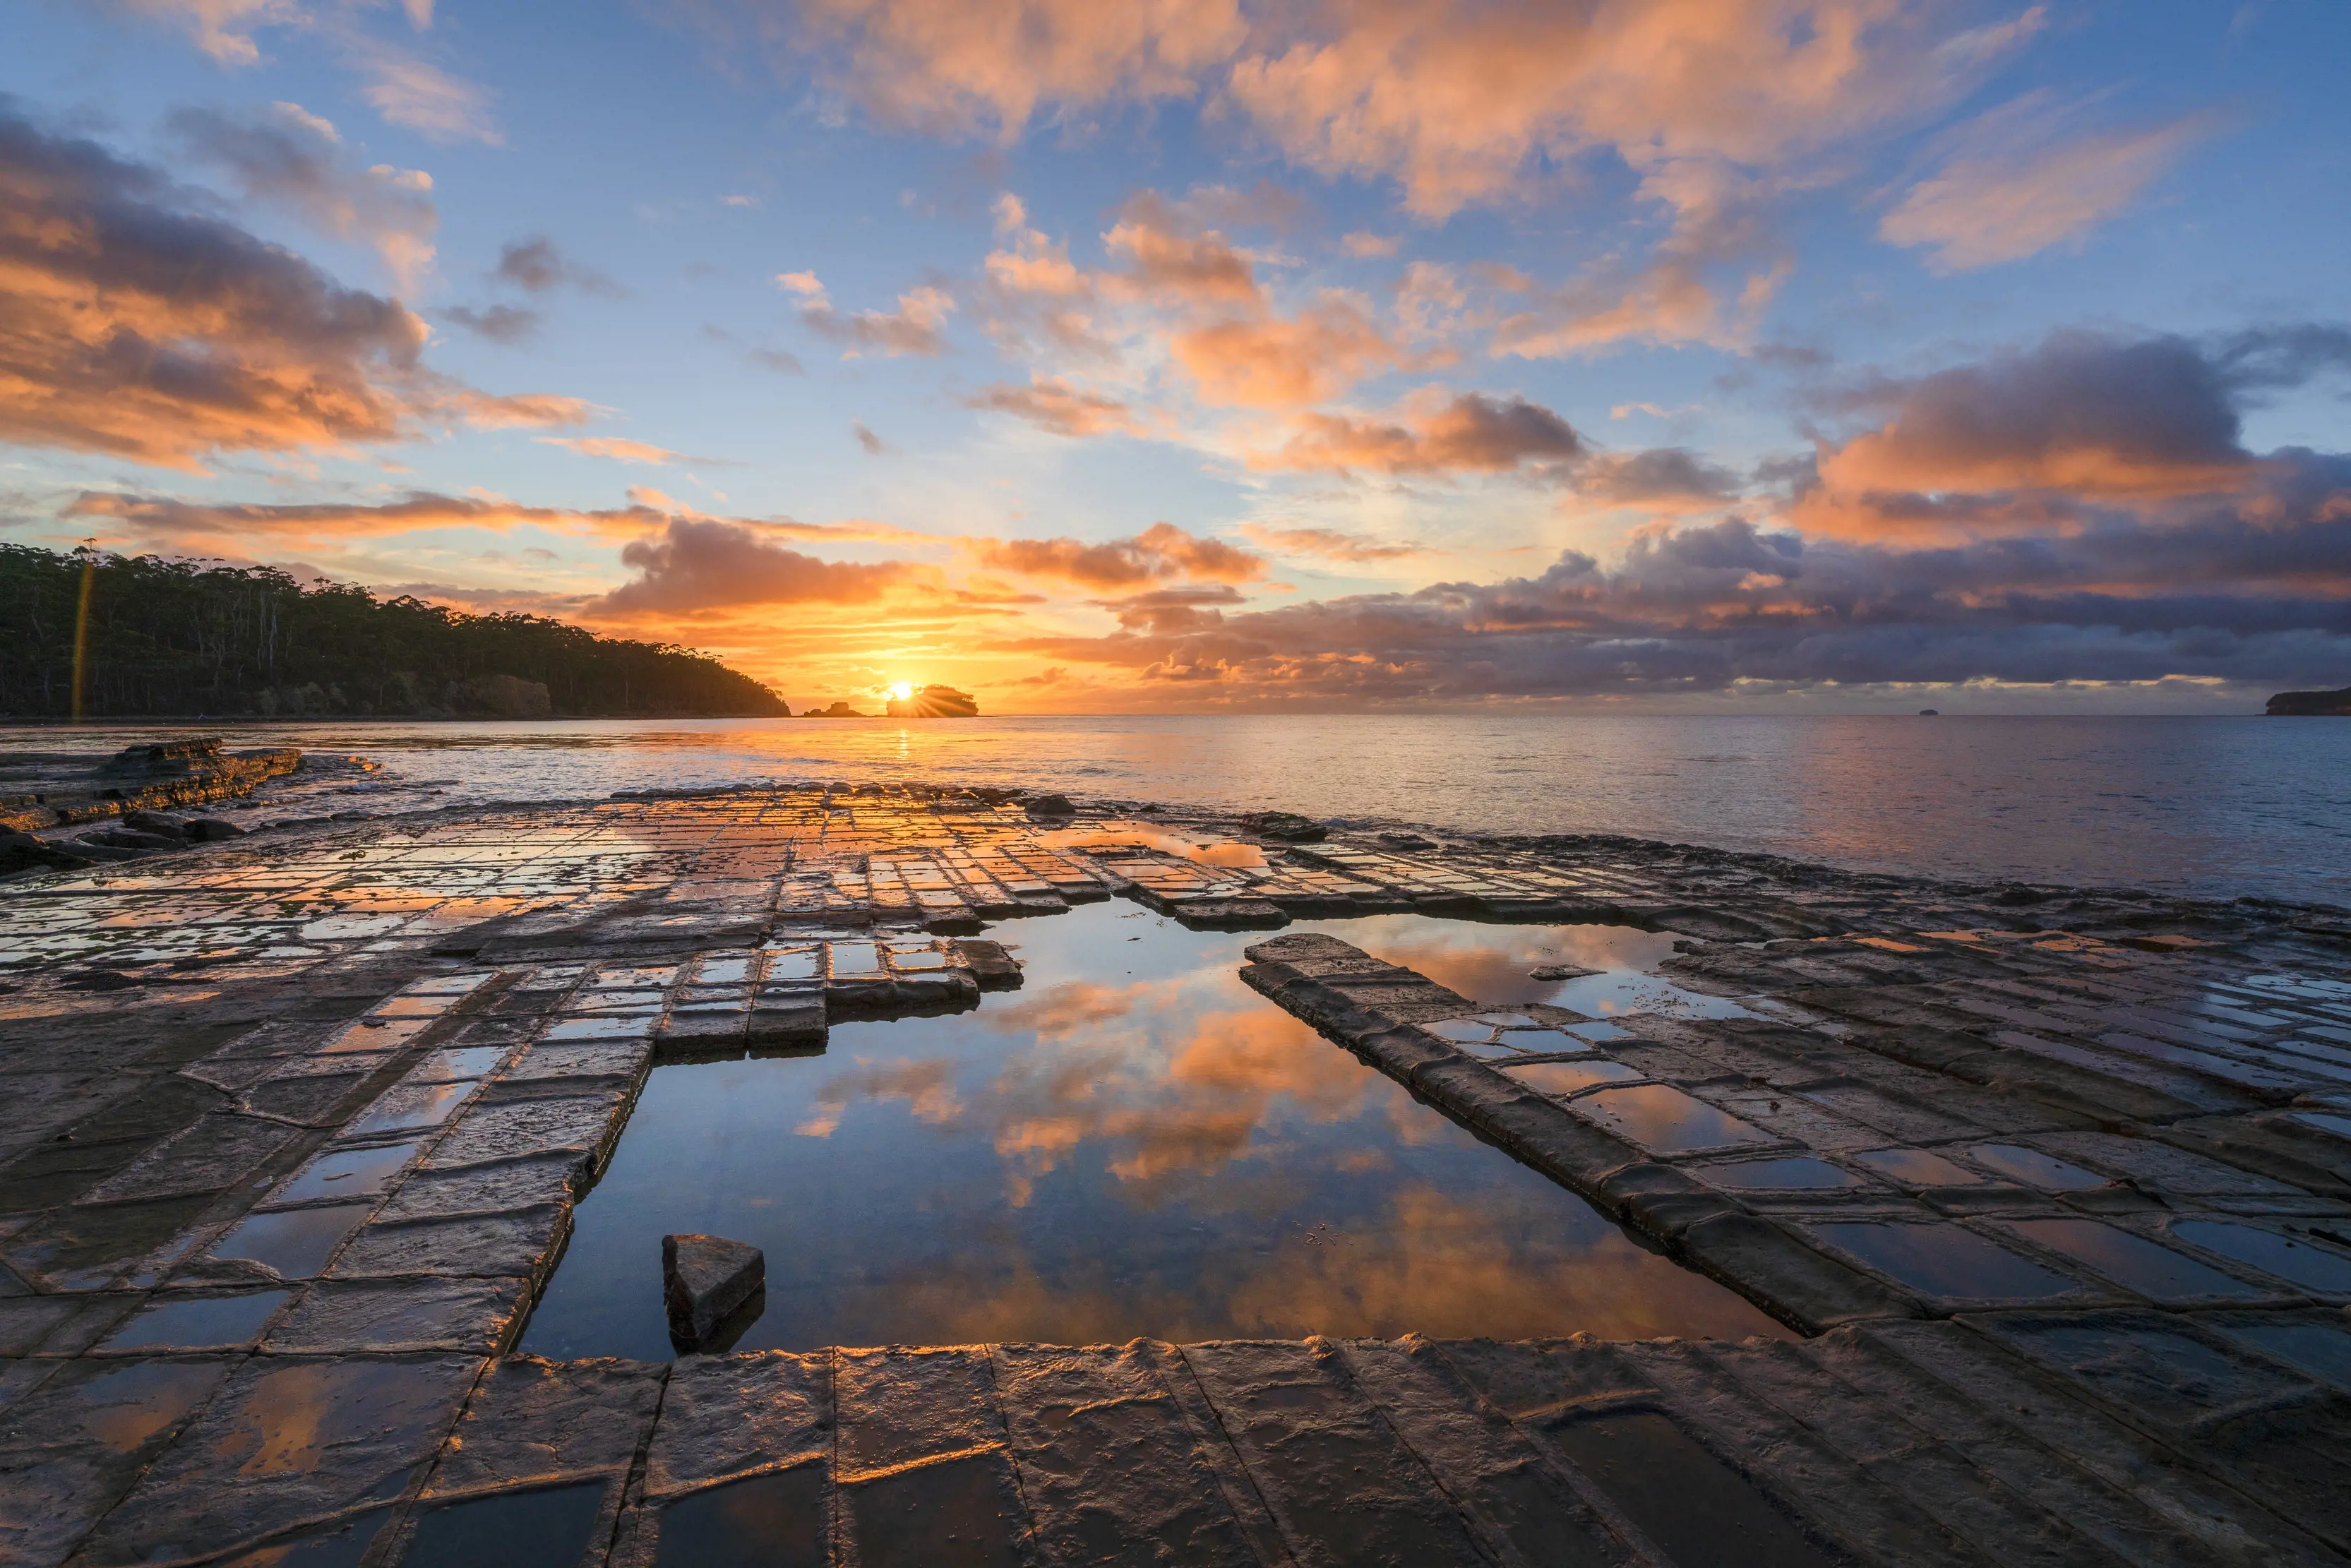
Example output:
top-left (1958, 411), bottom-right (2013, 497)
top-left (0, 544), bottom-right (788, 719)
top-left (2266, 686), bottom-right (2351, 715)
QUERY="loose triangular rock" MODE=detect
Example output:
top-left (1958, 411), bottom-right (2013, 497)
top-left (663, 1232), bottom-right (765, 1348)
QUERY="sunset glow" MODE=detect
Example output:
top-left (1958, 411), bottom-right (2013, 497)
top-left (4, 3), bottom-right (2345, 714)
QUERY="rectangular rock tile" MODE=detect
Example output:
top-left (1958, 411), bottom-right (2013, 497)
top-left (1862, 1319), bottom-right (2348, 1568)
top-left (835, 1347), bottom-right (1029, 1566)
top-left (4, 1196), bottom-right (216, 1291)
top-left (377, 1155), bottom-right (582, 1221)
top-left (1180, 1338), bottom-right (1490, 1568)
top-left (94, 1289), bottom-right (291, 1353)
top-left (501, 1040), bottom-right (651, 1086)
top-left (1632, 1339), bottom-right (2057, 1568)
top-left (1335, 1337), bottom-right (1629, 1568)
top-left (330, 1206), bottom-right (567, 1282)
top-left (73, 1353), bottom-right (483, 1566)
top-left (426, 1096), bottom-right (623, 1172)
top-left (1809, 1325), bottom-right (2299, 1568)
top-left (76, 1112), bottom-right (300, 1204)
top-left (991, 1343), bottom-right (1260, 1568)
top-left (263, 1276), bottom-right (528, 1354)
top-left (423, 1355), bottom-right (666, 1496)
top-left (261, 1138), bottom-right (424, 1208)
top-left (0, 1356), bottom-right (236, 1568)
top-left (642, 1351), bottom-right (832, 1498)
top-left (1966, 1310), bottom-right (2351, 1537)
top-left (1435, 1339), bottom-right (1836, 1568)
top-left (340, 1080), bottom-right (477, 1139)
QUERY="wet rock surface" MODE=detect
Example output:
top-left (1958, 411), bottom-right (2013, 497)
top-left (662, 1233), bottom-right (765, 1350)
top-left (0, 777), bottom-right (2346, 1562)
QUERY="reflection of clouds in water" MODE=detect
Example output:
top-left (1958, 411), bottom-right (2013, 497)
top-left (796, 1055), bottom-right (963, 1137)
top-left (815, 1183), bottom-right (1780, 1346)
top-left (1332, 918), bottom-right (1675, 1005)
top-left (807, 972), bottom-right (1382, 1205)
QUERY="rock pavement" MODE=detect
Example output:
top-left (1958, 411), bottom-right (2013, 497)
top-left (0, 779), bottom-right (2345, 1564)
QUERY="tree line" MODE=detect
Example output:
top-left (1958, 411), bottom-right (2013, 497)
top-left (0, 544), bottom-right (788, 719)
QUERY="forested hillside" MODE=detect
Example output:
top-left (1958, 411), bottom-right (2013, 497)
top-left (0, 544), bottom-right (787, 719)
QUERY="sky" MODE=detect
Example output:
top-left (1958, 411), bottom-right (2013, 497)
top-left (4, 0), bottom-right (2350, 714)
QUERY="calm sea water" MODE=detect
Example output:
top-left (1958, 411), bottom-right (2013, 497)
top-left (11, 714), bottom-right (2346, 905)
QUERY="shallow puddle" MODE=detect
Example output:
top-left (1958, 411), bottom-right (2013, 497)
top-left (522, 903), bottom-right (1788, 1356)
top-left (2004, 1219), bottom-right (2268, 1302)
top-left (2168, 1221), bottom-right (2351, 1293)
top-left (1808, 1221), bottom-right (2078, 1301)
top-left (1303, 914), bottom-right (1756, 1021)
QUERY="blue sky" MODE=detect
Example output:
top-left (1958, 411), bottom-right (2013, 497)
top-left (5, 1), bottom-right (2349, 711)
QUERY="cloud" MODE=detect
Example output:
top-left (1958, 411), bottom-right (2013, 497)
top-left (0, 102), bottom-right (442, 469)
top-left (1172, 294), bottom-right (1404, 407)
top-left (169, 102), bottom-right (438, 290)
top-left (854, 421), bottom-right (886, 454)
top-left (1221, 1), bottom-right (2042, 220)
top-left (995, 462), bottom-right (2351, 702)
top-left (971, 521), bottom-right (1264, 588)
top-left (703, 323), bottom-right (805, 373)
top-left (493, 235), bottom-right (618, 294)
top-left (114, 0), bottom-right (302, 66)
top-left (1573, 446), bottom-right (1742, 507)
top-left (1881, 95), bottom-right (2215, 271)
top-left (965, 378), bottom-right (1140, 437)
top-left (1341, 231), bottom-right (1399, 258)
top-left (453, 391), bottom-right (595, 429)
top-left (595, 516), bottom-right (907, 611)
top-left (353, 42), bottom-right (501, 145)
top-left (438, 303), bottom-right (542, 344)
top-left (1101, 193), bottom-right (1260, 304)
top-left (1239, 524), bottom-right (1427, 562)
top-left (1812, 330), bottom-right (2273, 510)
top-left (66, 489), bottom-right (667, 541)
top-left (538, 436), bottom-right (693, 465)
top-left (1260, 390), bottom-right (1581, 475)
top-left (762, 0), bottom-right (1247, 140)
top-left (800, 283), bottom-right (957, 357)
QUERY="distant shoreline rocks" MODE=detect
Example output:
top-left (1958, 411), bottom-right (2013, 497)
top-left (884, 684), bottom-right (979, 718)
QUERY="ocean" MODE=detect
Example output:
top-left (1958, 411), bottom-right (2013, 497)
top-left (8, 714), bottom-right (2346, 906)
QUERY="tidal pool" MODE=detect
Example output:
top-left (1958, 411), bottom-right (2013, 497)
top-left (521, 904), bottom-right (1788, 1356)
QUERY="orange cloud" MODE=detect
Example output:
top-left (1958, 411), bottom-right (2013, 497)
top-left (797, 280), bottom-right (957, 357)
top-left (1239, 523), bottom-right (1428, 562)
top-left (0, 105), bottom-right (582, 470)
top-left (1881, 95), bottom-right (2215, 273)
top-left (595, 517), bottom-right (910, 611)
top-left (965, 378), bottom-right (1141, 437)
top-left (970, 521), bottom-right (1264, 587)
top-left (787, 0), bottom-right (1246, 138)
top-left (1257, 390), bottom-right (1581, 475)
top-left (1172, 295), bottom-right (1406, 408)
top-left (1811, 330), bottom-right (2258, 514)
top-left (1101, 193), bottom-right (1261, 305)
top-left (539, 436), bottom-right (693, 465)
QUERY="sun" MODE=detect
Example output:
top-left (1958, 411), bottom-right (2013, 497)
top-left (887, 681), bottom-right (915, 701)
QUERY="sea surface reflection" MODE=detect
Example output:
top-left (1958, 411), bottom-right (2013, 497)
top-left (13, 712), bottom-right (2345, 903)
top-left (520, 904), bottom-right (1787, 1356)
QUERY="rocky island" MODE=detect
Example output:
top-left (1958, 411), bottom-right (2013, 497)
top-left (882, 683), bottom-right (979, 717)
